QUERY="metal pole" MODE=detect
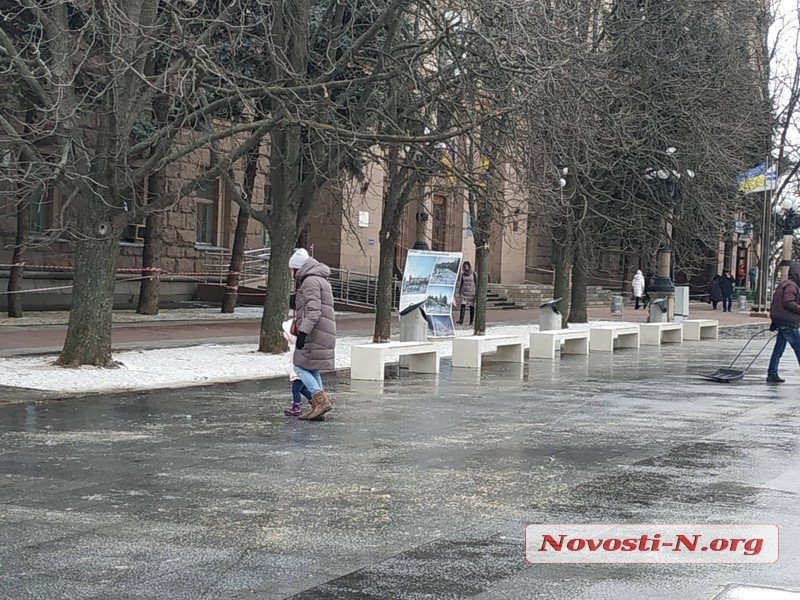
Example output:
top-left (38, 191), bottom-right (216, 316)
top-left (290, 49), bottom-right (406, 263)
top-left (756, 187), bottom-right (771, 313)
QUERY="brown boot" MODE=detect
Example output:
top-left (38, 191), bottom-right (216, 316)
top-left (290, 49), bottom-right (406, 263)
top-left (299, 390), bottom-right (332, 421)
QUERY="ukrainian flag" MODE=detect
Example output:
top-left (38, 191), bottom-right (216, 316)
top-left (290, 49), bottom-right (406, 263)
top-left (737, 163), bottom-right (777, 193)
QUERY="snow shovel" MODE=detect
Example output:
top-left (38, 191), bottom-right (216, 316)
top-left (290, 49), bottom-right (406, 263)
top-left (698, 329), bottom-right (775, 383)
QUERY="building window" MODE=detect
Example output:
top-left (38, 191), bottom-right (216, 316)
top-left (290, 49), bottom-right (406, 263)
top-left (29, 186), bottom-right (54, 234)
top-left (195, 178), bottom-right (220, 245)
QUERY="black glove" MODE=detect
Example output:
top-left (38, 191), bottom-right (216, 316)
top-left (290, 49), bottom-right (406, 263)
top-left (296, 331), bottom-right (307, 350)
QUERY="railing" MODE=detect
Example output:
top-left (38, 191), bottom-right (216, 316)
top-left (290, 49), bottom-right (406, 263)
top-left (198, 250), bottom-right (394, 310)
top-left (328, 267), bottom-right (400, 310)
top-left (200, 247), bottom-right (271, 286)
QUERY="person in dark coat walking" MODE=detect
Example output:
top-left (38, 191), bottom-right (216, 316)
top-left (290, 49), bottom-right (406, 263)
top-left (289, 248), bottom-right (337, 421)
top-left (766, 261), bottom-right (800, 383)
top-left (719, 268), bottom-right (735, 312)
top-left (708, 275), bottom-right (723, 310)
top-left (456, 261), bottom-right (477, 325)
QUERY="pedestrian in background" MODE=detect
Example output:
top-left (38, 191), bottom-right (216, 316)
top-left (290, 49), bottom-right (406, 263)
top-left (766, 262), bottom-right (800, 383)
top-left (708, 275), bottom-right (722, 310)
top-left (643, 270), bottom-right (654, 309)
top-left (719, 269), bottom-right (735, 312)
top-left (736, 261), bottom-right (746, 287)
top-left (631, 270), bottom-right (645, 310)
top-left (456, 261), bottom-right (477, 325)
top-left (289, 248), bottom-right (336, 421)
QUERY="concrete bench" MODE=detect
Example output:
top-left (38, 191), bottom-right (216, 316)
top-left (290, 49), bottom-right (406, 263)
top-left (350, 341), bottom-right (439, 381)
top-left (452, 334), bottom-right (524, 369)
top-left (640, 322), bottom-right (683, 346)
top-left (683, 319), bottom-right (719, 341)
top-left (589, 325), bottom-right (640, 353)
top-left (529, 329), bottom-right (590, 359)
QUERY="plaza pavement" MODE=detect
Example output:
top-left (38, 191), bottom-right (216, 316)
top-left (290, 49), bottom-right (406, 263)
top-left (1, 330), bottom-right (799, 599)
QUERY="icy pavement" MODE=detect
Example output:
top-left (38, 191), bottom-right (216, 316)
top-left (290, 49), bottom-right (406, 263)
top-left (0, 338), bottom-right (799, 599)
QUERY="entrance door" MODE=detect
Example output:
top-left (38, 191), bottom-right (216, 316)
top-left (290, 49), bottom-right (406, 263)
top-left (431, 195), bottom-right (447, 251)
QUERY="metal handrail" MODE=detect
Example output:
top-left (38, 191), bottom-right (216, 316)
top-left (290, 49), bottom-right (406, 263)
top-left (196, 250), bottom-right (396, 309)
top-left (200, 246), bottom-right (271, 286)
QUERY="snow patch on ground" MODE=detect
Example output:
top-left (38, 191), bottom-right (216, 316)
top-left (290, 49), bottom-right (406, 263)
top-left (0, 321), bottom-right (631, 395)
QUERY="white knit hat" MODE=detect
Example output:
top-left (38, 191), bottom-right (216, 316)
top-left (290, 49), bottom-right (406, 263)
top-left (288, 248), bottom-right (310, 269)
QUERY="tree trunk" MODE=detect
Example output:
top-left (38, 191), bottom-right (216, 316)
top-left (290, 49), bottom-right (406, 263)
top-left (373, 225), bottom-right (399, 342)
top-left (7, 198), bottom-right (30, 318)
top-left (222, 148), bottom-right (258, 313)
top-left (552, 224), bottom-right (573, 328)
top-left (474, 243), bottom-right (490, 335)
top-left (136, 170), bottom-right (164, 315)
top-left (222, 209), bottom-right (250, 313)
top-left (258, 225), bottom-right (297, 353)
top-left (568, 245), bottom-right (588, 323)
top-left (58, 234), bottom-right (120, 367)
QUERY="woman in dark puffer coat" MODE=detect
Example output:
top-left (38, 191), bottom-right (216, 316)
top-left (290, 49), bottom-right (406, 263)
top-left (289, 249), bottom-right (336, 421)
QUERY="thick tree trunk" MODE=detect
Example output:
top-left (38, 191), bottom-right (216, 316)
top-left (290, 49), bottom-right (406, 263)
top-left (7, 198), bottom-right (29, 318)
top-left (552, 225), bottom-right (573, 328)
top-left (568, 245), bottom-right (588, 323)
top-left (373, 226), bottom-right (398, 343)
top-left (222, 148), bottom-right (258, 313)
top-left (258, 226), bottom-right (297, 353)
top-left (58, 235), bottom-right (120, 367)
top-left (474, 243), bottom-right (490, 335)
top-left (136, 169), bottom-right (164, 315)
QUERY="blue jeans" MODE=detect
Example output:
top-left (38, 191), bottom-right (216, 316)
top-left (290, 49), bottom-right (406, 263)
top-left (294, 366), bottom-right (324, 396)
top-left (292, 379), bottom-right (312, 404)
top-left (722, 296), bottom-right (732, 312)
top-left (767, 326), bottom-right (800, 376)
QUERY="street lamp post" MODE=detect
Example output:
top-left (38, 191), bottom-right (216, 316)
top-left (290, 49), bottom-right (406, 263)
top-left (644, 157), bottom-right (695, 301)
top-left (773, 197), bottom-right (800, 282)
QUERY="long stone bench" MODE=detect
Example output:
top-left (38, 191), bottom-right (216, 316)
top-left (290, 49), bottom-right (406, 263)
top-left (529, 329), bottom-right (590, 360)
top-left (452, 334), bottom-right (524, 369)
top-left (640, 322), bottom-right (683, 346)
top-left (350, 341), bottom-right (439, 381)
top-left (589, 325), bottom-right (640, 353)
top-left (682, 319), bottom-right (719, 341)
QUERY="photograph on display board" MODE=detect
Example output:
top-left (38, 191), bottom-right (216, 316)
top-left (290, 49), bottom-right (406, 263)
top-left (401, 254), bottom-right (436, 295)
top-left (430, 256), bottom-right (460, 286)
top-left (428, 315), bottom-right (455, 337)
top-left (425, 285), bottom-right (454, 315)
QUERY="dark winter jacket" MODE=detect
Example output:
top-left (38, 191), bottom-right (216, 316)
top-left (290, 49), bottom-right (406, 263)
top-left (458, 269), bottom-right (477, 306)
top-left (292, 258), bottom-right (337, 371)
top-left (718, 275), bottom-right (734, 298)
top-left (708, 277), bottom-right (723, 302)
top-left (770, 263), bottom-right (800, 328)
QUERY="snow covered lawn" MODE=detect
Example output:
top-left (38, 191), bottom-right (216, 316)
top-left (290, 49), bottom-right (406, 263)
top-left (0, 322), bottom-right (625, 395)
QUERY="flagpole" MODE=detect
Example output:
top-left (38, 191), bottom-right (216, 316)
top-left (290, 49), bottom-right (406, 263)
top-left (756, 152), bottom-right (771, 314)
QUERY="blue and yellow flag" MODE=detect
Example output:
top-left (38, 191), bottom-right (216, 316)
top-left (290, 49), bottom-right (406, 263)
top-left (737, 164), bottom-right (777, 193)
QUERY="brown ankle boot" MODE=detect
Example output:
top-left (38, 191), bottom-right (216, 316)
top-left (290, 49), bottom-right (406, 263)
top-left (299, 390), bottom-right (332, 421)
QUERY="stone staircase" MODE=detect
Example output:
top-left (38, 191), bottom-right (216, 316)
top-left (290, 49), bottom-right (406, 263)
top-left (487, 283), bottom-right (614, 309)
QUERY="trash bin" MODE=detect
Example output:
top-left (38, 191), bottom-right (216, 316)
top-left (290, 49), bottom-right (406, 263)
top-left (611, 295), bottom-right (624, 316)
top-left (399, 300), bottom-right (428, 343)
top-left (539, 298), bottom-right (563, 331)
top-left (738, 295), bottom-right (748, 313)
top-left (649, 298), bottom-right (669, 323)
top-left (399, 301), bottom-right (428, 368)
